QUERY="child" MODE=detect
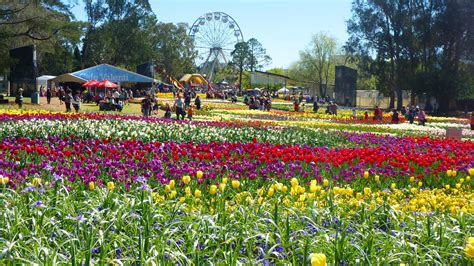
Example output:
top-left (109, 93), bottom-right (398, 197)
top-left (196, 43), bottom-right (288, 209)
top-left (164, 103), bottom-right (172, 119)
top-left (364, 111), bottom-right (369, 120)
top-left (352, 109), bottom-right (357, 119)
top-left (187, 105), bottom-right (193, 120)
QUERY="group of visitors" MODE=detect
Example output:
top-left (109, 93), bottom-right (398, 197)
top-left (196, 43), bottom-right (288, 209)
top-left (141, 91), bottom-right (201, 120)
top-left (244, 95), bottom-right (272, 111)
top-left (400, 106), bottom-right (427, 126)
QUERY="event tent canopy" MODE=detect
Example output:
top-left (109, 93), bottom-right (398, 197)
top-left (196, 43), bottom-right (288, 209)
top-left (51, 64), bottom-right (154, 84)
top-left (179, 74), bottom-right (208, 85)
top-left (51, 73), bottom-right (87, 83)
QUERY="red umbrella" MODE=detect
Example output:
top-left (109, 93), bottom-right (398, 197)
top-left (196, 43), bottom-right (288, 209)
top-left (98, 80), bottom-right (118, 88)
top-left (82, 80), bottom-right (100, 88)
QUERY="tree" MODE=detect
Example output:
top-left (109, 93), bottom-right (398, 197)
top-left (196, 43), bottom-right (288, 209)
top-left (346, 0), bottom-right (474, 111)
top-left (231, 41), bottom-right (249, 89)
top-left (152, 22), bottom-right (196, 80)
top-left (0, 1), bottom-right (81, 73)
top-left (247, 38), bottom-right (271, 72)
top-left (81, 0), bottom-right (157, 69)
top-left (292, 32), bottom-right (337, 97)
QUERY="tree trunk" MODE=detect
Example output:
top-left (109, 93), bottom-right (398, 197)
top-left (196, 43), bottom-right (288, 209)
top-left (238, 66), bottom-right (243, 90)
top-left (389, 91), bottom-right (395, 109)
top-left (396, 87), bottom-right (403, 110)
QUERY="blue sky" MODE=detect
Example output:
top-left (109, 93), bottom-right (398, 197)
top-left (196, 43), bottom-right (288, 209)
top-left (71, 0), bottom-right (352, 69)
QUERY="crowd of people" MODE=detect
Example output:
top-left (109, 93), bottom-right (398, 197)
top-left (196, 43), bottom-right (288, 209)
top-left (244, 95), bottom-right (272, 111)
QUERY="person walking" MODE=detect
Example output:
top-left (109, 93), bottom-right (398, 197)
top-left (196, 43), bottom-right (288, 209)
top-left (313, 100), bottom-right (319, 113)
top-left (46, 87), bottom-right (52, 104)
top-left (64, 89), bottom-right (72, 112)
top-left (15, 88), bottom-right (23, 109)
top-left (195, 95), bottom-right (201, 110)
top-left (187, 105), bottom-right (194, 121)
top-left (141, 95), bottom-right (152, 118)
top-left (72, 92), bottom-right (81, 112)
top-left (418, 109), bottom-right (426, 126)
top-left (174, 95), bottom-right (185, 120)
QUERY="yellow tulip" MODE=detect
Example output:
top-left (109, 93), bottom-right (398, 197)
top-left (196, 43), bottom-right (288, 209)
top-left (222, 177), bottom-right (228, 184)
top-left (466, 242), bottom-right (474, 258)
top-left (165, 185), bottom-right (171, 192)
top-left (391, 183), bottom-right (396, 190)
top-left (323, 179), bottom-right (329, 186)
top-left (452, 170), bottom-right (457, 177)
top-left (364, 187), bottom-right (371, 196)
top-left (267, 187), bottom-right (275, 197)
top-left (169, 190), bottom-right (177, 199)
top-left (418, 181), bottom-right (423, 187)
top-left (219, 183), bottom-right (226, 192)
top-left (32, 177), bottom-right (42, 187)
top-left (363, 171), bottom-right (369, 179)
top-left (455, 183), bottom-right (461, 189)
top-left (310, 179), bottom-right (317, 186)
top-left (466, 176), bottom-right (471, 182)
top-left (282, 185), bottom-right (288, 193)
top-left (310, 253), bottom-right (327, 266)
top-left (290, 178), bottom-right (299, 187)
top-left (232, 180), bottom-right (240, 189)
top-left (410, 176), bottom-right (415, 182)
top-left (469, 168), bottom-right (474, 176)
top-left (196, 170), bottom-right (203, 179)
top-left (169, 180), bottom-right (175, 189)
top-left (310, 185), bottom-right (317, 193)
top-left (460, 178), bottom-right (464, 183)
top-left (447, 170), bottom-right (453, 177)
top-left (210, 185), bottom-right (217, 195)
top-left (107, 181), bottom-right (115, 190)
top-left (182, 175), bottom-right (191, 185)
top-left (0, 176), bottom-right (9, 185)
top-left (194, 189), bottom-right (201, 198)
top-left (185, 186), bottom-right (191, 195)
top-left (374, 175), bottom-right (380, 182)
top-left (88, 181), bottom-right (95, 191)
top-left (445, 184), bottom-right (450, 189)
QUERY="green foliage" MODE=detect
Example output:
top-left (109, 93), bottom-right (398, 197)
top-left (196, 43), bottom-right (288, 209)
top-left (290, 32), bottom-right (338, 97)
top-left (346, 0), bottom-right (474, 110)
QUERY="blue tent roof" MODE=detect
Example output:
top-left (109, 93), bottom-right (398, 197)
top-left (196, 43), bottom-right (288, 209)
top-left (72, 64), bottom-right (154, 83)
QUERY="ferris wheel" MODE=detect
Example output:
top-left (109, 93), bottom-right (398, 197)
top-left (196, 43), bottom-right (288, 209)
top-left (189, 12), bottom-right (244, 81)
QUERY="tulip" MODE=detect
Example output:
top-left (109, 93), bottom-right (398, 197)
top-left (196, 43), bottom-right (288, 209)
top-left (196, 171), bottom-right (203, 179)
top-left (310, 253), bottom-right (327, 266)
top-left (290, 178), bottom-right (299, 187)
top-left (231, 180), bottom-right (240, 189)
top-left (390, 183), bottom-right (396, 190)
top-left (107, 181), bottom-right (115, 190)
top-left (165, 185), bottom-right (171, 192)
top-left (410, 176), bottom-right (415, 182)
top-left (169, 180), bottom-right (175, 189)
top-left (267, 187), bottom-right (275, 197)
top-left (445, 184), bottom-right (450, 189)
top-left (169, 190), bottom-right (177, 199)
top-left (182, 175), bottom-right (191, 185)
top-left (363, 171), bottom-right (369, 179)
top-left (467, 176), bottom-right (471, 182)
top-left (447, 170), bottom-right (453, 177)
top-left (185, 187), bottom-right (191, 195)
top-left (210, 185), bottom-right (217, 195)
top-left (282, 185), bottom-right (288, 193)
top-left (363, 187), bottom-right (371, 196)
top-left (418, 181), bottom-right (423, 187)
top-left (323, 179), bottom-right (329, 187)
top-left (32, 177), bottom-right (42, 187)
top-left (89, 181), bottom-right (95, 191)
top-left (194, 189), bottom-right (201, 198)
top-left (452, 170), bottom-right (457, 177)
top-left (222, 177), bottom-right (228, 184)
top-left (455, 183), bottom-right (461, 189)
top-left (219, 183), bottom-right (226, 192)
top-left (0, 176), bottom-right (9, 185)
top-left (469, 168), bottom-right (474, 176)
